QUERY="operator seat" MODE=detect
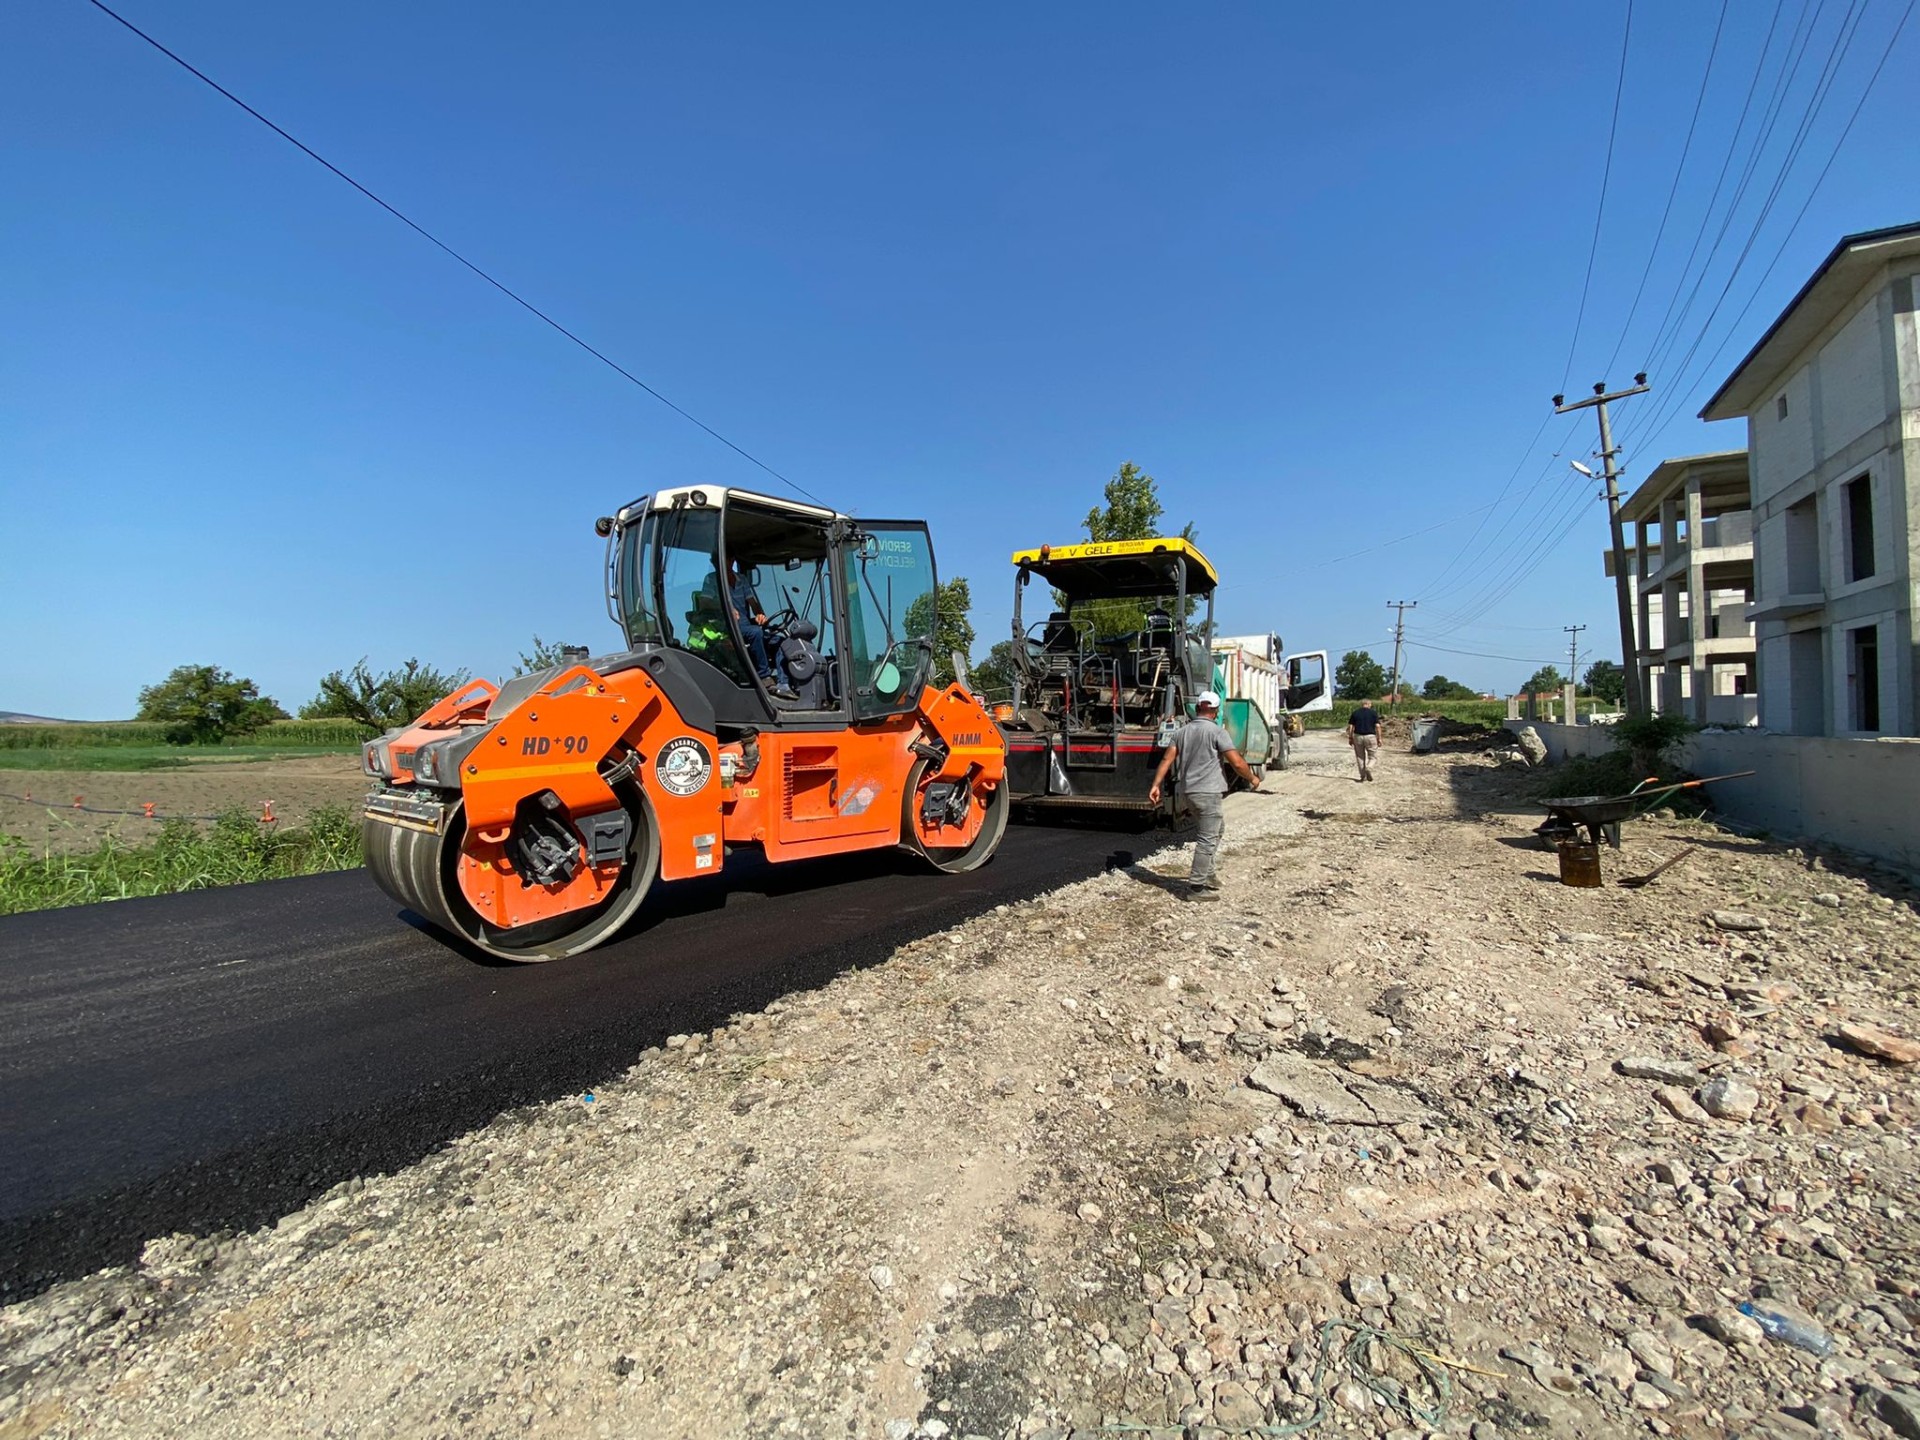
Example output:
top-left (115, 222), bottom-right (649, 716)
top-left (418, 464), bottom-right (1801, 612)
top-left (777, 618), bottom-right (831, 709)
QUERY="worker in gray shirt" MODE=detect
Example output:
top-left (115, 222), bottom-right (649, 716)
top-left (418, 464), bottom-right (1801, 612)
top-left (1147, 690), bottom-right (1263, 897)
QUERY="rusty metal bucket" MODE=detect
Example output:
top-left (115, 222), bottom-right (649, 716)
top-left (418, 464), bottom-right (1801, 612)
top-left (1556, 840), bottom-right (1602, 887)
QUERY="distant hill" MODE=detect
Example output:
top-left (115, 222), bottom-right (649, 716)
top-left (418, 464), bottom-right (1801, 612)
top-left (0, 711), bottom-right (85, 724)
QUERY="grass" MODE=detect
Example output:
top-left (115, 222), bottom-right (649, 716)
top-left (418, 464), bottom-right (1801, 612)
top-left (0, 743), bottom-right (364, 772)
top-left (0, 805), bottom-right (363, 916)
top-left (0, 718), bottom-right (374, 751)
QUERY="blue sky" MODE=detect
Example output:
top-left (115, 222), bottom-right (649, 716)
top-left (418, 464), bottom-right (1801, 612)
top-left (3, 1), bottom-right (1914, 717)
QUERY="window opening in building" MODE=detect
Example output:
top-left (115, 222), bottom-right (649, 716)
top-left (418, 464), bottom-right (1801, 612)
top-left (1776, 394), bottom-right (1788, 421)
top-left (1848, 624), bottom-right (1880, 732)
top-left (1844, 476), bottom-right (1875, 583)
top-left (1784, 495), bottom-right (1820, 594)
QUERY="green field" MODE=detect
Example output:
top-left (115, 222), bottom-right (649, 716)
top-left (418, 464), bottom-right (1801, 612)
top-left (0, 718), bottom-right (373, 771)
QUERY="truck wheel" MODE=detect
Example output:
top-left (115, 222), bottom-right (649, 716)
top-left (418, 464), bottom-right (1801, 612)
top-left (1269, 731), bottom-right (1292, 771)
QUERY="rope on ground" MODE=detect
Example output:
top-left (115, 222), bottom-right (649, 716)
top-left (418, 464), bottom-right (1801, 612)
top-left (1100, 1318), bottom-right (1454, 1436)
top-left (0, 791), bottom-right (277, 824)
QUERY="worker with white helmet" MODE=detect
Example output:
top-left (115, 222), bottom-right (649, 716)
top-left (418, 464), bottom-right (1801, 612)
top-left (1147, 690), bottom-right (1262, 897)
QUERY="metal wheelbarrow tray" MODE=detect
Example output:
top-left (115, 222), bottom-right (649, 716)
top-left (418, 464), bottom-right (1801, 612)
top-left (1536, 770), bottom-right (1756, 849)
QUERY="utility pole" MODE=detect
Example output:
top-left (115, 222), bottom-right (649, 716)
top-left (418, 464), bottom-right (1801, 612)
top-left (1386, 600), bottom-right (1417, 714)
top-left (1564, 624), bottom-right (1586, 685)
top-left (1554, 377), bottom-right (1650, 717)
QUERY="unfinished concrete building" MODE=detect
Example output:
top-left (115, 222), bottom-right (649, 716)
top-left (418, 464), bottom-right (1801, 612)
top-left (1700, 221), bottom-right (1920, 736)
top-left (1615, 450), bottom-right (1758, 725)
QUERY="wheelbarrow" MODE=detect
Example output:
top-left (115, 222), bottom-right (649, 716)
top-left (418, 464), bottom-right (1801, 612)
top-left (1536, 771), bottom-right (1756, 850)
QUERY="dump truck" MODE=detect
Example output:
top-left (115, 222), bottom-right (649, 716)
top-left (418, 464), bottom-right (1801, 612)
top-left (1211, 633), bottom-right (1331, 770)
top-left (360, 486), bottom-right (1008, 960)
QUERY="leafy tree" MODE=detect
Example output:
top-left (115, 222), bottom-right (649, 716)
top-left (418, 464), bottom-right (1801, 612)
top-left (136, 664), bottom-right (287, 745)
top-left (514, 636), bottom-right (573, 675)
top-left (1420, 674), bottom-right (1478, 700)
top-left (1522, 664), bottom-right (1566, 697)
top-left (1063, 462), bottom-right (1199, 639)
top-left (968, 639), bottom-right (1020, 703)
top-left (903, 577), bottom-right (976, 687)
top-left (1334, 650), bottom-right (1388, 700)
top-left (302, 658), bottom-right (471, 731)
top-left (1583, 658), bottom-right (1626, 705)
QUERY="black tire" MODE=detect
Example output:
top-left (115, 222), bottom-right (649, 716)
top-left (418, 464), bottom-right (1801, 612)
top-left (1269, 731), bottom-right (1292, 771)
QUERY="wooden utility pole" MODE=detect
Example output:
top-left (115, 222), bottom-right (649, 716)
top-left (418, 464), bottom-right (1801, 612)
top-left (1564, 624), bottom-right (1586, 685)
top-left (1386, 600), bottom-right (1417, 714)
top-left (1554, 378), bottom-right (1649, 717)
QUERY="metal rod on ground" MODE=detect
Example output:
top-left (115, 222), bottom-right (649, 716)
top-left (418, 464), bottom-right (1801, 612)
top-left (1386, 599), bottom-right (1417, 715)
top-left (1554, 379), bottom-right (1649, 717)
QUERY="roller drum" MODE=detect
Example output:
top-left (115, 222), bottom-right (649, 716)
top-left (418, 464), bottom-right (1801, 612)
top-left (362, 788), bottom-right (658, 962)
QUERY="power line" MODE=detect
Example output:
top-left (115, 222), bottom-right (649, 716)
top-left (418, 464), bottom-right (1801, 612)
top-left (1560, 0), bottom-right (1636, 392)
top-left (1305, 503), bottom-right (1497, 571)
top-left (1623, 0), bottom-right (1870, 444)
top-left (1419, 417), bottom-right (1585, 609)
top-left (81, 0), bottom-right (825, 507)
top-left (1635, 0), bottom-right (1789, 372)
top-left (1402, 637), bottom-right (1558, 665)
top-left (1602, 0), bottom-right (1730, 376)
top-left (1634, 0), bottom-right (1916, 446)
top-left (1639, 0), bottom-right (1826, 384)
top-left (1620, 0), bottom-right (1904, 452)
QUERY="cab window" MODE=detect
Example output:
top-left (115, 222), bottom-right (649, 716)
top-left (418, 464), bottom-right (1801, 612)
top-left (843, 522), bottom-right (936, 719)
top-left (656, 507), bottom-right (751, 684)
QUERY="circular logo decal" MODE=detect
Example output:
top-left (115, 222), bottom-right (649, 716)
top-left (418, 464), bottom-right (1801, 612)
top-left (654, 736), bottom-right (714, 797)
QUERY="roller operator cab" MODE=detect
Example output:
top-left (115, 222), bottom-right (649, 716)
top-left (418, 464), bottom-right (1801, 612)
top-left (361, 486), bottom-right (1008, 961)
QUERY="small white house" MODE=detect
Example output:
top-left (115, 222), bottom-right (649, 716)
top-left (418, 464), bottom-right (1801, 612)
top-left (1700, 222), bottom-right (1920, 737)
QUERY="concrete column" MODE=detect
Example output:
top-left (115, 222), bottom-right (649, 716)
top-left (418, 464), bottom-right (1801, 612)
top-left (1506, 694), bottom-right (1521, 721)
top-left (1562, 682), bottom-right (1580, 724)
top-left (1686, 476), bottom-right (1708, 724)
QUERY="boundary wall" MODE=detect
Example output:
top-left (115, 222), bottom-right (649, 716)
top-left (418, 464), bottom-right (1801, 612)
top-left (1508, 721), bottom-right (1920, 871)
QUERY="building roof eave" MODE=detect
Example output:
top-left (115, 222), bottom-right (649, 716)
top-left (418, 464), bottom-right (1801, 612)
top-left (1698, 221), bottom-right (1920, 422)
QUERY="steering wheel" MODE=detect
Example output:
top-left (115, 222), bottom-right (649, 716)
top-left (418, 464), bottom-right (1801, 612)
top-left (761, 606), bottom-right (799, 637)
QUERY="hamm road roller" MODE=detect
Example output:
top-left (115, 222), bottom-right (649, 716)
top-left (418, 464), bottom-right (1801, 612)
top-left (361, 486), bottom-right (1008, 960)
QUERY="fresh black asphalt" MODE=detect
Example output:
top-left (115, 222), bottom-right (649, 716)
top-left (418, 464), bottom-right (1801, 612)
top-left (0, 825), bottom-right (1147, 1298)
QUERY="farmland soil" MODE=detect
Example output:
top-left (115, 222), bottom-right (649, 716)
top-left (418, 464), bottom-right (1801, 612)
top-left (4, 733), bottom-right (1919, 1439)
top-left (0, 756), bottom-right (367, 854)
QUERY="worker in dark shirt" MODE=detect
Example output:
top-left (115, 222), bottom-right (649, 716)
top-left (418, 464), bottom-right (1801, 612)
top-left (1347, 697), bottom-right (1382, 782)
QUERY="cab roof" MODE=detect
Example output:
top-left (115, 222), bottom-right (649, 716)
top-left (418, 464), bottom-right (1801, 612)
top-left (618, 485), bottom-right (843, 526)
top-left (1010, 537), bottom-right (1219, 598)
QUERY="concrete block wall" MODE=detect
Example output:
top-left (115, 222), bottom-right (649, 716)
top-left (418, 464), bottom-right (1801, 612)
top-left (1508, 720), bottom-right (1920, 868)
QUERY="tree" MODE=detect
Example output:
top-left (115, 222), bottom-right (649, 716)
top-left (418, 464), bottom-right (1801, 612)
top-left (1083, 461), bottom-right (1172, 542)
top-left (302, 658), bottom-right (471, 731)
top-left (1521, 664), bottom-right (1566, 697)
top-left (514, 636), bottom-right (572, 675)
top-left (1334, 650), bottom-right (1388, 700)
top-left (903, 577), bottom-right (976, 687)
top-left (136, 664), bottom-right (286, 744)
top-left (1421, 674), bottom-right (1478, 700)
top-left (1066, 462), bottom-right (1199, 638)
top-left (1583, 659), bottom-right (1626, 705)
top-left (969, 639), bottom-right (1019, 703)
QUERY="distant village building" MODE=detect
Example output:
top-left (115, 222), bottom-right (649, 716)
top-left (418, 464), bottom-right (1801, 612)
top-left (1700, 221), bottom-right (1920, 736)
top-left (1608, 450), bottom-right (1757, 726)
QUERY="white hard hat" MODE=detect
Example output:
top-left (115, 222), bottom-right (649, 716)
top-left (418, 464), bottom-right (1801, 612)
top-left (1196, 690), bottom-right (1221, 709)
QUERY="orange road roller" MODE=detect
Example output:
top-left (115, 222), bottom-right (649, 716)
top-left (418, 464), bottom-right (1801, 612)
top-left (361, 486), bottom-right (1009, 960)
